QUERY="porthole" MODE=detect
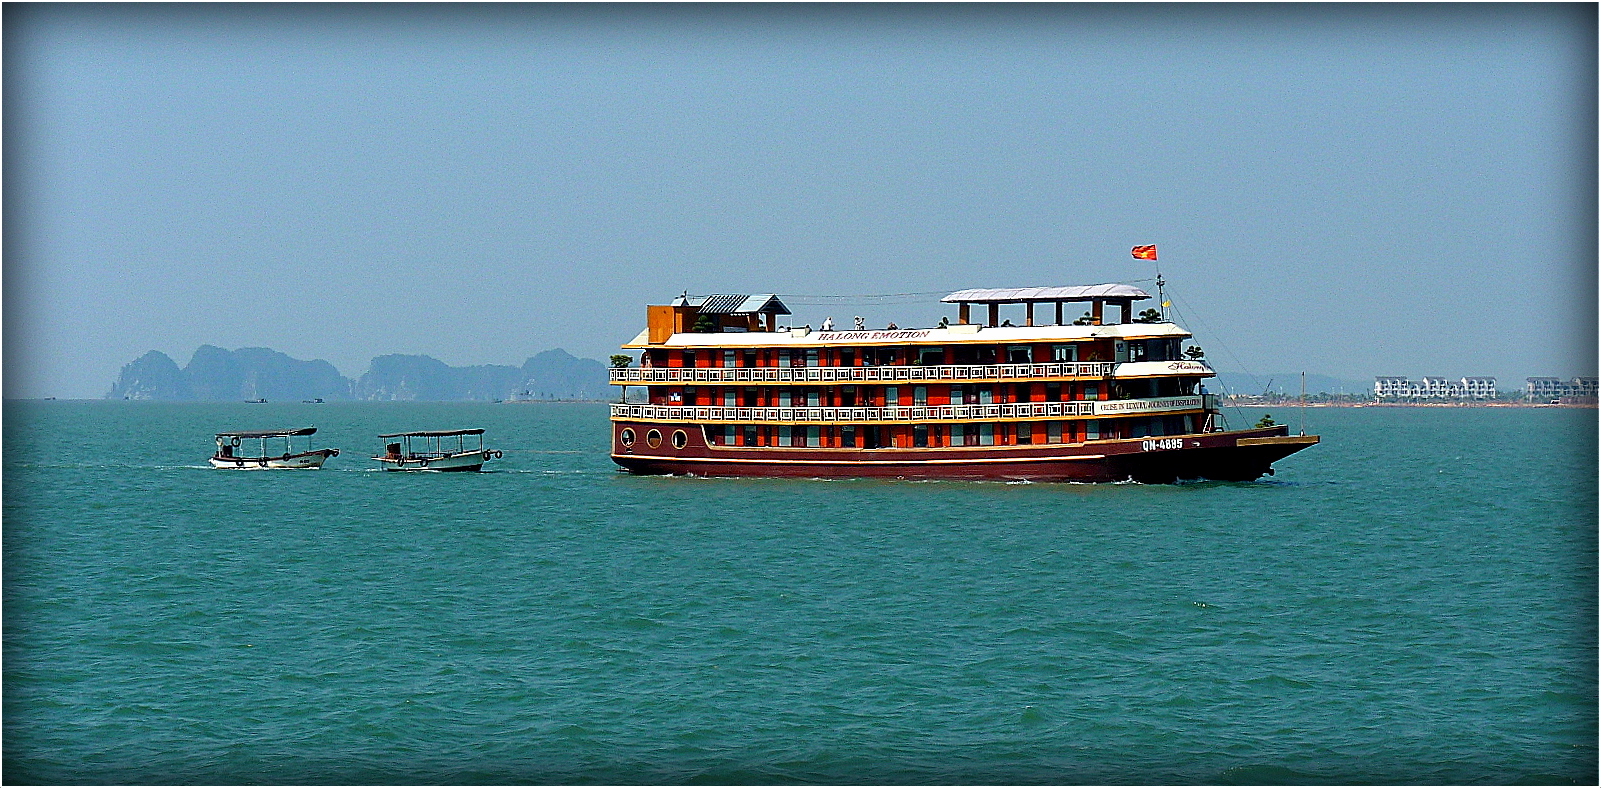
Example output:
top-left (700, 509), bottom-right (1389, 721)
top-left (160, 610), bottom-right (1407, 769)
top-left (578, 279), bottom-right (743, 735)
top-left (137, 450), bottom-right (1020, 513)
top-left (672, 430), bottom-right (688, 449)
top-left (619, 428), bottom-right (635, 448)
top-left (646, 429), bottom-right (663, 448)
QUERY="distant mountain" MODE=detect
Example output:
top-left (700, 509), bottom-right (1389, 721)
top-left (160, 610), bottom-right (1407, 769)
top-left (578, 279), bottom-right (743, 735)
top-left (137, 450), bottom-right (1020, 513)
top-left (107, 346), bottom-right (350, 401)
top-left (106, 346), bottom-right (610, 402)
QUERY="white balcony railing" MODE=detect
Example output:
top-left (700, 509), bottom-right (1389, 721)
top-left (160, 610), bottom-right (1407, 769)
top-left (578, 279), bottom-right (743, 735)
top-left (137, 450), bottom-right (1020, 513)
top-left (608, 395), bottom-right (1208, 423)
top-left (608, 361), bottom-right (1120, 385)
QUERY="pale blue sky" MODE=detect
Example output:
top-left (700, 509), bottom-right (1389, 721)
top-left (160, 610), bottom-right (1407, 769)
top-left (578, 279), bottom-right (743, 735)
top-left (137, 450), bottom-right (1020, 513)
top-left (6, 3), bottom-right (1595, 398)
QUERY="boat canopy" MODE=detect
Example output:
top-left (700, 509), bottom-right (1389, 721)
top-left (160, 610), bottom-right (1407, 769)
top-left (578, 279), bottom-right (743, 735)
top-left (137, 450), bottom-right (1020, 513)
top-left (671, 293), bottom-right (791, 315)
top-left (941, 284), bottom-right (1151, 304)
top-left (216, 428), bottom-right (317, 439)
top-left (379, 428), bottom-right (485, 438)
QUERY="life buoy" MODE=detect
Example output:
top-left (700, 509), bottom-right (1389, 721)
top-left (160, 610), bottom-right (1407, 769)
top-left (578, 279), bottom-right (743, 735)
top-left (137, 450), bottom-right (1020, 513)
top-left (230, 436), bottom-right (241, 447)
top-left (419, 458), bottom-right (430, 468)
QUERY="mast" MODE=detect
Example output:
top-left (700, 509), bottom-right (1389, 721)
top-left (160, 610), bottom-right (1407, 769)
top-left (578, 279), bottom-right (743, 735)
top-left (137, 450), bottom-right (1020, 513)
top-left (1300, 371), bottom-right (1306, 436)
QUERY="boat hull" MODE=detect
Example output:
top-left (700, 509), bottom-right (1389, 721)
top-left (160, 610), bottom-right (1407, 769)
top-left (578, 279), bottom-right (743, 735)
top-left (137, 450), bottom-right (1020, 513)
top-left (209, 449), bottom-right (337, 470)
top-left (372, 449), bottom-right (500, 472)
top-left (610, 423), bottom-right (1316, 483)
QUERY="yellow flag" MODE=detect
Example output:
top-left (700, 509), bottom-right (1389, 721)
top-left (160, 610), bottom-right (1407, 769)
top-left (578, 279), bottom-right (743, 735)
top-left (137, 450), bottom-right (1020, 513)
top-left (1162, 300), bottom-right (1171, 308)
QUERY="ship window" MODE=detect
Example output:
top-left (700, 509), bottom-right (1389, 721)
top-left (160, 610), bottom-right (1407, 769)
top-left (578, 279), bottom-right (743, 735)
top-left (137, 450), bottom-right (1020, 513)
top-left (743, 425), bottom-right (757, 446)
top-left (723, 425), bottom-right (735, 444)
top-left (979, 424), bottom-right (995, 446)
top-left (672, 430), bottom-right (689, 449)
top-left (779, 425), bottom-right (792, 445)
top-left (723, 350), bottom-right (736, 367)
top-left (646, 429), bottom-right (662, 448)
top-left (1016, 424), bottom-right (1032, 444)
top-left (885, 386), bottom-right (899, 406)
top-left (807, 426), bottom-right (820, 447)
top-left (780, 389), bottom-right (792, 406)
top-left (724, 388), bottom-right (736, 406)
top-left (1128, 342), bottom-right (1147, 362)
top-left (919, 347), bottom-right (943, 365)
top-left (743, 349), bottom-right (757, 367)
top-left (914, 386), bottom-right (927, 406)
top-left (1007, 345), bottom-right (1031, 364)
top-left (913, 425), bottom-right (929, 448)
top-left (807, 389), bottom-right (820, 407)
top-left (978, 386), bottom-right (993, 405)
top-left (842, 425), bottom-right (857, 448)
top-left (806, 349), bottom-right (819, 367)
top-left (683, 350), bottom-right (697, 367)
top-left (951, 386), bottom-right (964, 405)
top-left (841, 386), bottom-right (857, 406)
top-left (1052, 344), bottom-right (1076, 362)
top-left (1046, 382), bottom-right (1061, 402)
top-left (1085, 420), bottom-right (1100, 440)
top-left (620, 428), bottom-right (636, 447)
top-left (1047, 422), bottom-right (1062, 444)
top-left (1084, 384), bottom-right (1099, 401)
top-left (840, 348), bottom-right (855, 367)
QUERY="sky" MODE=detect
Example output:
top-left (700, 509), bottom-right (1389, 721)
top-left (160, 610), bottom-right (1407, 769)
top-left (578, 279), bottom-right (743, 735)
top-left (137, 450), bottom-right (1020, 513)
top-left (5, 3), bottom-right (1595, 399)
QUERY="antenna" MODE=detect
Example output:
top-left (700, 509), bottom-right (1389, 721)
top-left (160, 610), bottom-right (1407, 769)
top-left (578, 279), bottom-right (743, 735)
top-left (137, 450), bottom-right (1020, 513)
top-left (1300, 371), bottom-right (1307, 436)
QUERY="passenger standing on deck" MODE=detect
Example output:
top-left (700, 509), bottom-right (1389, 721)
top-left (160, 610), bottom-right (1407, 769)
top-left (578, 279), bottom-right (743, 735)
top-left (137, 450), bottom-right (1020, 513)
top-left (822, 317), bottom-right (834, 331)
top-left (854, 316), bottom-right (865, 330)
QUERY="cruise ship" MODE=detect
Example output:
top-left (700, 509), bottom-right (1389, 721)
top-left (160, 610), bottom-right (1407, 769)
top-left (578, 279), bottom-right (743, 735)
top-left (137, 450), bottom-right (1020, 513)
top-left (608, 285), bottom-right (1318, 482)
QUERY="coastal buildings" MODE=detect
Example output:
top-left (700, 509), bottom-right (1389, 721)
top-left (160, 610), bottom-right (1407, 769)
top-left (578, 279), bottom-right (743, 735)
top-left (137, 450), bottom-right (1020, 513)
top-left (1524, 377), bottom-right (1599, 402)
top-left (1374, 375), bottom-right (1498, 400)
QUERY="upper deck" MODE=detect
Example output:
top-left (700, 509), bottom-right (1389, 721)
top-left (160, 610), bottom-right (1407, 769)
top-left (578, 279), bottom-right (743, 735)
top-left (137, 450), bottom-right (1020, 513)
top-left (621, 284), bottom-right (1190, 350)
top-left (619, 320), bottom-right (1191, 350)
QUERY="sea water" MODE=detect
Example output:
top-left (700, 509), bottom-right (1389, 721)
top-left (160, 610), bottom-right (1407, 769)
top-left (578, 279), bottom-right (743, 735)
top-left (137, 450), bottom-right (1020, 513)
top-left (3, 401), bottom-right (1595, 784)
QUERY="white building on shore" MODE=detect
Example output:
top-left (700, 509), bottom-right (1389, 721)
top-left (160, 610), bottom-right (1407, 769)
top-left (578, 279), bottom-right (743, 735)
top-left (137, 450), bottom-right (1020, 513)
top-left (1524, 377), bottom-right (1599, 401)
top-left (1374, 375), bottom-right (1498, 400)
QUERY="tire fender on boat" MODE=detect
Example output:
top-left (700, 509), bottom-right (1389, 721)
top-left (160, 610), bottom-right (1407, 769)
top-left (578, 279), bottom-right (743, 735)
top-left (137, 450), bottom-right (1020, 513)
top-left (419, 458), bottom-right (430, 468)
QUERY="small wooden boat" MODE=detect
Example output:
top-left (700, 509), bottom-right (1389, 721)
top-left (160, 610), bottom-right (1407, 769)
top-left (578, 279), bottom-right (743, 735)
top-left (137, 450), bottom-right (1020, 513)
top-left (211, 427), bottom-right (339, 469)
top-left (373, 429), bottom-right (502, 472)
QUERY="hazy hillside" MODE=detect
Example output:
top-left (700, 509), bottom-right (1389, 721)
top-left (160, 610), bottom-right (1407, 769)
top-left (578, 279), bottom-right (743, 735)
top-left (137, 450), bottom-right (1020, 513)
top-left (107, 346), bottom-right (350, 402)
top-left (106, 346), bottom-right (610, 402)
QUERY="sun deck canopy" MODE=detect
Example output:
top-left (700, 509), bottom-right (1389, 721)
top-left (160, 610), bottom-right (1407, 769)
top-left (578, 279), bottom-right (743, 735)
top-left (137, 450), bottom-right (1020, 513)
top-left (379, 428), bottom-right (485, 438)
top-left (942, 284), bottom-right (1151, 304)
top-left (671, 293), bottom-right (791, 315)
top-left (216, 428), bottom-right (317, 439)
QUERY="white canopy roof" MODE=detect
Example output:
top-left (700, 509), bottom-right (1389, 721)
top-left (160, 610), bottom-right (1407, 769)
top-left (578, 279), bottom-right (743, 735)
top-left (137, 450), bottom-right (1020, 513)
top-left (941, 284), bottom-right (1151, 303)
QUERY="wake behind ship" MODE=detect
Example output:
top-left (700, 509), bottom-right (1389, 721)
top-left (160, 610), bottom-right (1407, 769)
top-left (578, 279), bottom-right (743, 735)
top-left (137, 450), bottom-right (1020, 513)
top-left (608, 284), bottom-right (1317, 483)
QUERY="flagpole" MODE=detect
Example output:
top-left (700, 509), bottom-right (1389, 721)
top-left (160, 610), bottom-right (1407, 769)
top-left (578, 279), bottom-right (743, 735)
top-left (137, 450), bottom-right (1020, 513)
top-left (1156, 270), bottom-right (1166, 321)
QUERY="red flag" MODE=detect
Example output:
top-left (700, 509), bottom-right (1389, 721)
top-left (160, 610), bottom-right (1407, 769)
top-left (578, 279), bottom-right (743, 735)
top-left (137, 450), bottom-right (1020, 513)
top-left (1131, 244), bottom-right (1158, 260)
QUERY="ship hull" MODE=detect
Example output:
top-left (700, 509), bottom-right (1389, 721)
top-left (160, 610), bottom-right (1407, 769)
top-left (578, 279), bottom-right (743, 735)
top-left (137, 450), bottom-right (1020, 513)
top-left (209, 449), bottom-right (337, 470)
top-left (610, 423), bottom-right (1316, 483)
top-left (371, 449), bottom-right (501, 472)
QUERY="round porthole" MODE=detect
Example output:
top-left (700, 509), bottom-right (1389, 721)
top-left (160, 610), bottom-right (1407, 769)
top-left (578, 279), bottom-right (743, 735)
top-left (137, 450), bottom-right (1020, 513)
top-left (619, 428), bottom-right (635, 448)
top-left (646, 429), bottom-right (662, 448)
top-left (672, 430), bottom-right (688, 449)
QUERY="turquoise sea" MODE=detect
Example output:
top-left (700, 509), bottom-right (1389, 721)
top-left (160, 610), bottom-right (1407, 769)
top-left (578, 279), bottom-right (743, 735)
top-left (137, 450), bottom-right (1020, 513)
top-left (3, 401), bottom-right (1596, 784)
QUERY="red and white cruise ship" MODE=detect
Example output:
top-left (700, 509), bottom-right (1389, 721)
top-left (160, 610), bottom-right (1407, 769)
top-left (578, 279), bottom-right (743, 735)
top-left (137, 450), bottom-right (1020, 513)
top-left (608, 284), bottom-right (1317, 483)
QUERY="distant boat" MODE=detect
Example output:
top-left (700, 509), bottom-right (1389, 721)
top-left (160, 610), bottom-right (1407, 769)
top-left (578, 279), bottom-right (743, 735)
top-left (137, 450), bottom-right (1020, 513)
top-left (245, 398), bottom-right (267, 403)
top-left (373, 429), bottom-right (502, 472)
top-left (211, 427), bottom-right (339, 469)
top-left (302, 398), bottom-right (325, 403)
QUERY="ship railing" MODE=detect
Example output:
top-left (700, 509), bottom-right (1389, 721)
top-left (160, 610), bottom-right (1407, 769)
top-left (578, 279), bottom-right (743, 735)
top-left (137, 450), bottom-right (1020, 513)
top-left (607, 398), bottom-right (1206, 422)
top-left (608, 362), bottom-right (1118, 384)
